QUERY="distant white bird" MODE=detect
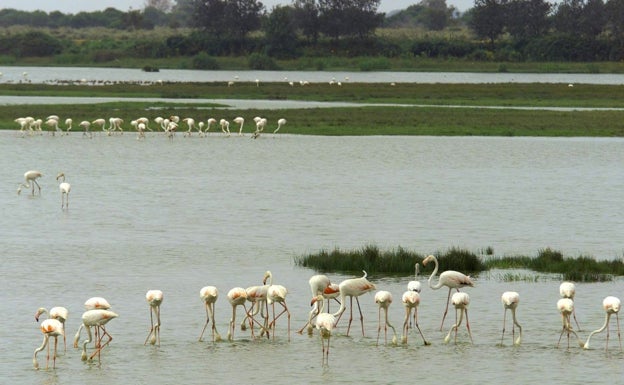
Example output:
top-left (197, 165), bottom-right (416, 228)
top-left (56, 172), bottom-right (71, 209)
top-left (501, 291), bottom-right (522, 346)
top-left (374, 290), bottom-right (397, 346)
top-left (560, 281), bottom-right (581, 330)
top-left (233, 117), bottom-right (245, 136)
top-left (273, 118), bottom-right (286, 134)
top-left (444, 292), bottom-right (473, 344)
top-left (199, 286), bottom-right (221, 342)
top-left (17, 170), bottom-right (42, 195)
top-left (144, 290), bottom-right (163, 346)
top-left (556, 298), bottom-right (584, 349)
top-left (584, 296), bottom-right (622, 351)
top-left (407, 263), bottom-right (421, 293)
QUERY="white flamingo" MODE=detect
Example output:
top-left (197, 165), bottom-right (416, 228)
top-left (17, 170), bottom-right (42, 195)
top-left (273, 118), bottom-right (286, 134)
top-left (56, 172), bottom-right (71, 209)
top-left (233, 117), bottom-right (245, 136)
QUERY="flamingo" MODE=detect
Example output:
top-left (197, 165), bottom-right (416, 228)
top-left (233, 117), bottom-right (245, 136)
top-left (33, 319), bottom-right (64, 369)
top-left (35, 307), bottom-right (69, 352)
top-left (92, 118), bottom-right (107, 133)
top-left (444, 292), bottom-right (473, 344)
top-left (374, 290), bottom-right (397, 346)
top-left (273, 118), bottom-right (286, 134)
top-left (333, 270), bottom-right (376, 336)
top-left (199, 286), bottom-right (222, 342)
top-left (264, 271), bottom-right (291, 340)
top-left (422, 254), bottom-right (474, 330)
top-left (64, 118), bottom-right (72, 134)
top-left (241, 273), bottom-right (271, 338)
top-left (183, 117), bottom-right (196, 136)
top-left (556, 298), bottom-right (584, 349)
top-left (144, 289), bottom-right (163, 346)
top-left (583, 296), bottom-right (622, 351)
top-left (56, 172), bottom-right (70, 209)
top-left (219, 119), bottom-right (230, 136)
top-left (501, 291), bottom-right (522, 346)
top-left (79, 120), bottom-right (92, 138)
top-left (45, 118), bottom-right (62, 136)
top-left (17, 170), bottom-right (42, 195)
top-left (560, 281), bottom-right (581, 330)
top-left (311, 294), bottom-right (336, 366)
top-left (226, 287), bottom-right (248, 341)
top-left (252, 117), bottom-right (267, 139)
top-left (198, 121), bottom-right (205, 137)
top-left (298, 274), bottom-right (331, 334)
top-left (401, 291), bottom-right (429, 345)
top-left (74, 297), bottom-right (112, 348)
top-left (206, 118), bottom-right (217, 133)
top-left (407, 263), bottom-right (422, 293)
top-left (79, 309), bottom-right (118, 362)
top-left (137, 117), bottom-right (151, 131)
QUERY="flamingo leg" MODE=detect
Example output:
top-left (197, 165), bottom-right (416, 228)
top-left (616, 314), bottom-right (622, 351)
top-left (354, 296), bottom-right (366, 336)
top-left (52, 336), bottom-right (58, 368)
top-left (346, 296), bottom-right (354, 336)
top-left (402, 307), bottom-right (410, 344)
top-left (501, 308), bottom-right (508, 345)
top-left (144, 306), bottom-right (155, 345)
top-left (199, 304), bottom-right (211, 341)
top-left (572, 308), bottom-right (582, 331)
top-left (209, 303), bottom-right (221, 342)
top-left (465, 309), bottom-right (473, 344)
top-left (440, 288), bottom-right (453, 331)
top-left (413, 307), bottom-right (429, 345)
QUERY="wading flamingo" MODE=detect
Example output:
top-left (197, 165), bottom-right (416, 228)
top-left (407, 263), bottom-right (422, 293)
top-left (219, 119), bottom-right (230, 136)
top-left (56, 172), bottom-right (70, 209)
top-left (17, 170), bottom-right (43, 195)
top-left (583, 296), bottom-right (622, 351)
top-left (556, 298), bottom-right (584, 349)
top-left (444, 292), bottom-right (473, 344)
top-left (298, 274), bottom-right (333, 334)
top-left (226, 287), bottom-right (248, 341)
top-left (311, 294), bottom-right (336, 366)
top-left (199, 286), bottom-right (222, 342)
top-left (333, 270), bottom-right (376, 336)
top-left (374, 290), bottom-right (397, 346)
top-left (33, 319), bottom-right (64, 369)
top-left (422, 254), bottom-right (474, 330)
top-left (74, 297), bottom-right (112, 349)
top-left (560, 281), bottom-right (581, 330)
top-left (79, 120), bottom-right (92, 138)
top-left (501, 291), bottom-right (522, 346)
top-left (273, 118), bottom-right (286, 134)
top-left (263, 271), bottom-right (291, 340)
top-left (233, 117), bottom-right (245, 136)
top-left (144, 290), bottom-right (163, 346)
top-left (401, 291), bottom-right (429, 345)
top-left (35, 307), bottom-right (69, 352)
top-left (79, 309), bottom-right (118, 362)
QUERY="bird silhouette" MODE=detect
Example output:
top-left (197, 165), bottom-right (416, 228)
top-left (333, 270), bottom-right (376, 336)
top-left (33, 319), bottom-right (64, 369)
top-left (374, 290), bottom-right (397, 346)
top-left (144, 289), bottom-right (163, 346)
top-left (444, 292), bottom-right (473, 344)
top-left (501, 291), bottom-right (522, 346)
top-left (583, 296), bottom-right (622, 351)
top-left (422, 254), bottom-right (474, 330)
top-left (199, 286), bottom-right (221, 342)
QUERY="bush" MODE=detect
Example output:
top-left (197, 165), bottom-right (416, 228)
top-left (247, 53), bottom-right (279, 70)
top-left (192, 52), bottom-right (219, 70)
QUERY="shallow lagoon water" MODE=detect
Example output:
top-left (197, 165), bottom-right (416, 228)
top-left (1, 132), bottom-right (623, 384)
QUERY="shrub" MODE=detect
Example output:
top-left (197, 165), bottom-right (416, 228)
top-left (192, 52), bottom-right (219, 70)
top-left (247, 53), bottom-right (279, 70)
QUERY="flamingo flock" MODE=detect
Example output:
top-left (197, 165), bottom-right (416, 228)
top-left (14, 114), bottom-right (287, 139)
top-left (30, 260), bottom-right (623, 370)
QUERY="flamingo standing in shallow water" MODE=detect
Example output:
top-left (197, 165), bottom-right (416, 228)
top-left (17, 170), bottom-right (42, 195)
top-left (501, 291), bottom-right (522, 346)
top-left (401, 290), bottom-right (429, 345)
top-left (226, 287), bottom-right (248, 341)
top-left (35, 307), bottom-right (69, 352)
top-left (583, 296), bottom-right (622, 351)
top-left (333, 270), bottom-right (376, 336)
top-left (264, 271), bottom-right (291, 340)
top-left (556, 298), bottom-right (584, 349)
top-left (444, 292), bottom-right (473, 344)
top-left (199, 286), bottom-right (221, 342)
top-left (560, 281), bottom-right (581, 330)
top-left (33, 319), bottom-right (64, 369)
top-left (144, 290), bottom-right (163, 346)
top-left (311, 294), bottom-right (336, 366)
top-left (422, 254), bottom-right (474, 330)
top-left (374, 290), bottom-right (397, 346)
top-left (298, 274), bottom-right (338, 334)
top-left (233, 117), bottom-right (245, 136)
top-left (56, 172), bottom-right (71, 209)
top-left (79, 309), bottom-right (118, 362)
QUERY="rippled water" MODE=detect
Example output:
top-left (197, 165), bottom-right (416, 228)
top-left (2, 132), bottom-right (623, 384)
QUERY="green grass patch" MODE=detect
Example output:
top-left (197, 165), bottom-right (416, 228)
top-left (296, 245), bottom-right (624, 282)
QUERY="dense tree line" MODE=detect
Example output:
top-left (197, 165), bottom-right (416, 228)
top-left (1, 0), bottom-right (623, 63)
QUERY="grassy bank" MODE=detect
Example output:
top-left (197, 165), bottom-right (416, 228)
top-left (294, 245), bottom-right (624, 282)
top-left (3, 82), bottom-right (624, 137)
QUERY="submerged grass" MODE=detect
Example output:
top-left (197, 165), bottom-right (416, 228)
top-left (295, 245), bottom-right (624, 282)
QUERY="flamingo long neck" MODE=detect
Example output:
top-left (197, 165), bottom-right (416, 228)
top-left (427, 259), bottom-right (443, 290)
top-left (586, 313), bottom-right (611, 345)
top-left (332, 292), bottom-right (347, 318)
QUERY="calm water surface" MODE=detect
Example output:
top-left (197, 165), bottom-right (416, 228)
top-left (1, 132), bottom-right (623, 384)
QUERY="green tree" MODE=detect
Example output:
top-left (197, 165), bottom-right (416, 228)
top-left (317, 0), bottom-right (383, 40)
top-left (469, 0), bottom-right (506, 46)
top-left (264, 6), bottom-right (298, 58)
top-left (292, 0), bottom-right (320, 43)
top-left (504, 0), bottom-right (551, 40)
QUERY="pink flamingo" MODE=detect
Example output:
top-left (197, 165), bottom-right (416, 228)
top-left (33, 319), bottom-right (64, 369)
top-left (401, 291), bottom-right (429, 345)
top-left (374, 290), bottom-right (397, 346)
top-left (199, 286), bottom-right (221, 342)
top-left (333, 270), bottom-right (376, 336)
top-left (501, 291), bottom-right (522, 346)
top-left (444, 292), bottom-right (473, 344)
top-left (144, 289), bottom-right (163, 346)
top-left (584, 296), bottom-right (622, 351)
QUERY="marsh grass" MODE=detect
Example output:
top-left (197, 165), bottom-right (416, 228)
top-left (296, 245), bottom-right (623, 282)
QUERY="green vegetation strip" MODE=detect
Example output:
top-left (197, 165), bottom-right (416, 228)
top-left (294, 245), bottom-right (624, 282)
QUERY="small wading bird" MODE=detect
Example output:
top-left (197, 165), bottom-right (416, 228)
top-left (422, 254), bottom-right (474, 330)
top-left (199, 286), bottom-right (221, 342)
top-left (374, 290), bottom-right (397, 346)
top-left (298, 275), bottom-right (340, 335)
top-left (556, 298), bottom-right (584, 349)
top-left (264, 271), bottom-right (291, 341)
top-left (17, 170), bottom-right (43, 195)
top-left (33, 319), bottom-right (64, 369)
top-left (333, 270), bottom-right (376, 337)
top-left (74, 297), bottom-right (112, 350)
top-left (583, 296), bottom-right (622, 351)
top-left (56, 172), bottom-right (71, 209)
top-left (144, 290), bottom-right (163, 346)
top-left (444, 292), bottom-right (473, 344)
top-left (500, 291), bottom-right (522, 346)
top-left (311, 294), bottom-right (336, 366)
top-left (35, 307), bottom-right (69, 352)
top-left (226, 287), bottom-right (248, 341)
